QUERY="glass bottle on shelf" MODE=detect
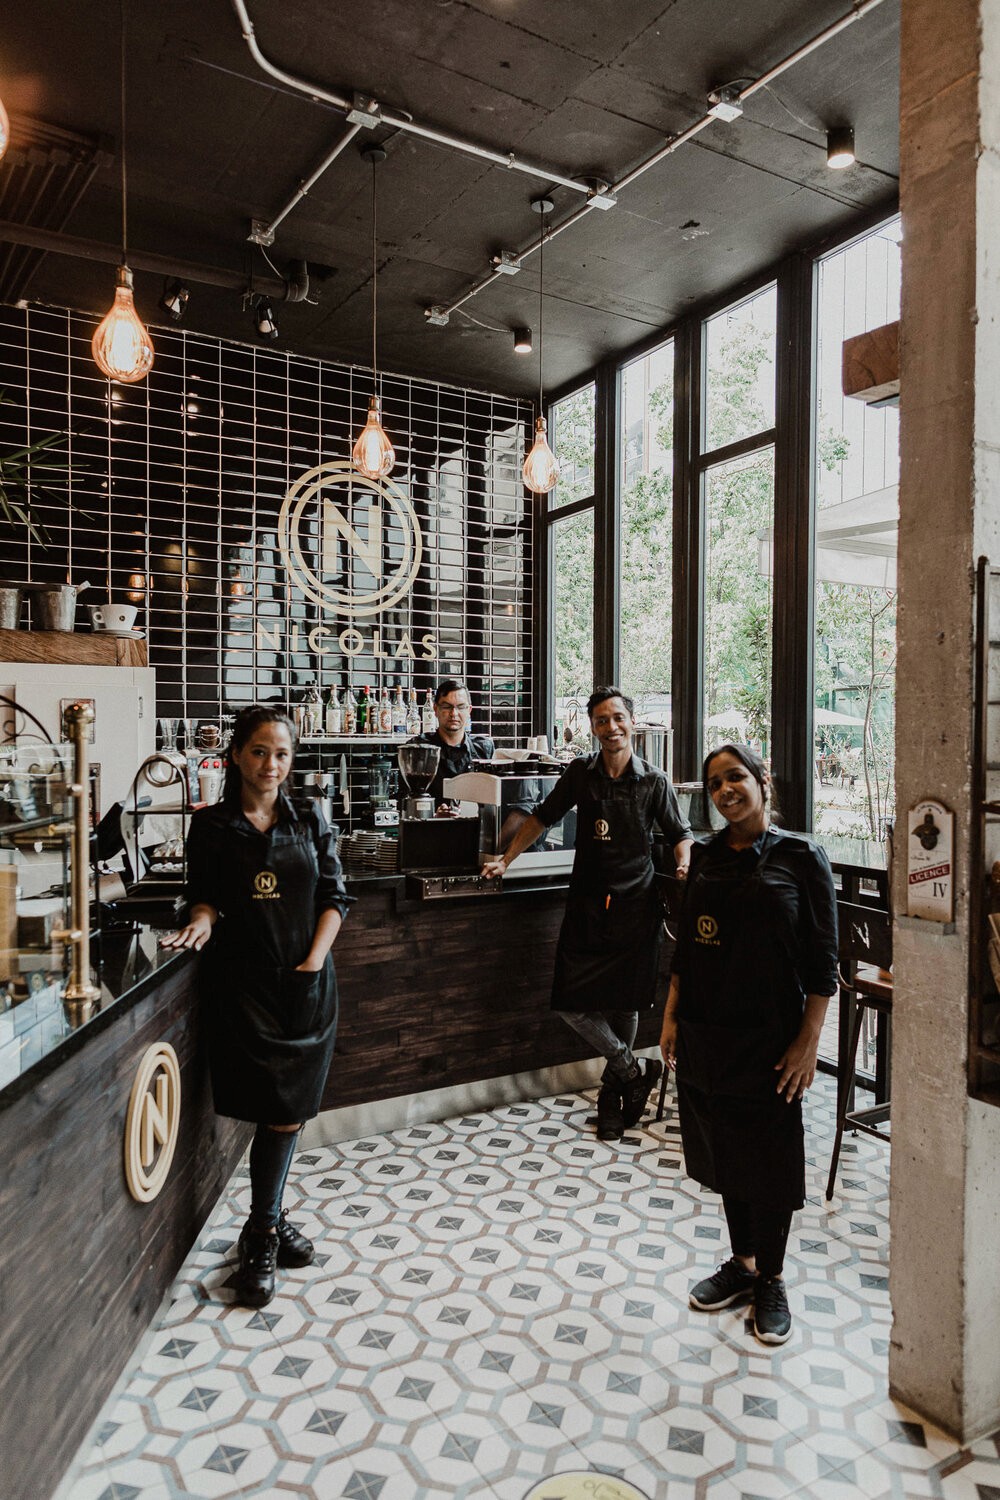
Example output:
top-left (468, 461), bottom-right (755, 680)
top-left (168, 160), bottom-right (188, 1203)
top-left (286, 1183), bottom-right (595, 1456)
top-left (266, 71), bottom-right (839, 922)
top-left (343, 684), bottom-right (357, 736)
top-left (357, 686), bottom-right (369, 736)
top-left (325, 684), bottom-right (342, 736)
top-left (405, 687), bottom-right (420, 737)
top-left (301, 682), bottom-right (322, 738)
top-left (378, 684), bottom-right (392, 735)
top-left (421, 688), bottom-right (436, 734)
top-left (392, 682), bottom-right (406, 736)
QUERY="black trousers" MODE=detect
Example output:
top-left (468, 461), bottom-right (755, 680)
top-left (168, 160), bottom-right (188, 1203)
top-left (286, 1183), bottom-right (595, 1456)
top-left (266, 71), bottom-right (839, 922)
top-left (722, 1196), bottom-right (792, 1279)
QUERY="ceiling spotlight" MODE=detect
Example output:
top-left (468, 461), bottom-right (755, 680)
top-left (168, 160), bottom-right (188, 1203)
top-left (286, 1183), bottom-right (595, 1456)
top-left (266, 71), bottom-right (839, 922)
top-left (159, 279), bottom-right (190, 321)
top-left (255, 298), bottom-right (278, 339)
top-left (827, 126), bottom-right (855, 170)
top-left (513, 327), bottom-right (532, 355)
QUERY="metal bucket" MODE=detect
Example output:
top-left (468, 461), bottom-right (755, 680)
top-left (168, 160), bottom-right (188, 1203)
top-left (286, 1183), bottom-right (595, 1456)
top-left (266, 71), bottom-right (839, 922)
top-left (632, 724), bottom-right (671, 776)
top-left (32, 585), bottom-right (79, 632)
top-left (0, 587), bottom-right (22, 629)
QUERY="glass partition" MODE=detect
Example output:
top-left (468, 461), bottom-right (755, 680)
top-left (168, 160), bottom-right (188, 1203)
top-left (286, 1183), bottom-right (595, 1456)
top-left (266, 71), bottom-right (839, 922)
top-left (549, 384), bottom-right (595, 510)
top-left (703, 286), bottom-right (776, 452)
top-left (552, 509), bottom-right (594, 748)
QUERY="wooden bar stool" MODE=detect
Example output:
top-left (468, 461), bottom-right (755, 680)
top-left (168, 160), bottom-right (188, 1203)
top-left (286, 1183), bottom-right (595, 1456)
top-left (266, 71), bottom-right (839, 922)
top-left (825, 898), bottom-right (893, 1200)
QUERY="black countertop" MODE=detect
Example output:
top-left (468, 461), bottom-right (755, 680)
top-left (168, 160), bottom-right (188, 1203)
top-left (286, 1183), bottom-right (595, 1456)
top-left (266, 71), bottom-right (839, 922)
top-left (0, 926), bottom-right (193, 1113)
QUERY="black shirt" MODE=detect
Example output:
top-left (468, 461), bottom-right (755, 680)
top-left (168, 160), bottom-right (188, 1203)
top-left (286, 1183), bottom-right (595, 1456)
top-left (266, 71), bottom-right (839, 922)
top-left (672, 825), bottom-right (838, 1012)
top-left (404, 728), bottom-right (496, 805)
top-left (534, 752), bottom-right (691, 899)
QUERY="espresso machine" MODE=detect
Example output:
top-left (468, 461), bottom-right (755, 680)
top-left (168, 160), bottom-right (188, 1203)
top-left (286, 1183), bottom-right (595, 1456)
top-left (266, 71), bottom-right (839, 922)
top-left (397, 741), bottom-right (483, 875)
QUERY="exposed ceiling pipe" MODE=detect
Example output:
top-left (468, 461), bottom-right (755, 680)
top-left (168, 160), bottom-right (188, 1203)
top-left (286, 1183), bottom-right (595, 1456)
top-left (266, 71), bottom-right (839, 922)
top-left (253, 121), bottom-right (363, 244)
top-left (431, 0), bottom-right (893, 322)
top-left (229, 0), bottom-right (594, 198)
top-left (0, 218), bottom-right (292, 298)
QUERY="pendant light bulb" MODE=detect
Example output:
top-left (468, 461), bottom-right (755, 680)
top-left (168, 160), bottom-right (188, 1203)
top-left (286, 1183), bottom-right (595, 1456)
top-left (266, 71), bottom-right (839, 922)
top-left (92, 264), bottom-right (155, 383)
top-left (0, 97), bottom-right (10, 165)
top-left (522, 415), bottom-right (560, 495)
top-left (352, 395), bottom-right (395, 480)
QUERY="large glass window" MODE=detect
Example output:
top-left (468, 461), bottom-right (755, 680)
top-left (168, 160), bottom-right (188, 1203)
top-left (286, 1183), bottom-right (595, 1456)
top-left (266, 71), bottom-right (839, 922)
top-left (701, 285), bottom-right (777, 759)
top-left (620, 340), bottom-right (673, 722)
top-left (704, 286), bottom-right (776, 451)
top-left (704, 448), bottom-right (775, 755)
top-left (549, 384), bottom-right (595, 509)
top-left (552, 509), bottom-right (594, 742)
top-left (813, 220), bottom-right (900, 852)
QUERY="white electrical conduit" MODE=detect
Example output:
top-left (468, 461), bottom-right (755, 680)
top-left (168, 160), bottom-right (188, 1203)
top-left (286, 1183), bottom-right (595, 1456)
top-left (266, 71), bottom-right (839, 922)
top-left (261, 121), bottom-right (364, 240)
top-left (229, 0), bottom-right (593, 198)
top-left (435, 0), bottom-right (894, 320)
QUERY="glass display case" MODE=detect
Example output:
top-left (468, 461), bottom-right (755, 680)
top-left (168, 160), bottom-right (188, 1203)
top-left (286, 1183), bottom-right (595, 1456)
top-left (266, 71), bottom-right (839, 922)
top-left (0, 741), bottom-right (79, 1087)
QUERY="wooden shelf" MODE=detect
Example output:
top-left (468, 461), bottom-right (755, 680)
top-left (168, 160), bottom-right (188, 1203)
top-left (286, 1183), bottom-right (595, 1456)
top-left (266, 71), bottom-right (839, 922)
top-left (0, 629), bottom-right (148, 667)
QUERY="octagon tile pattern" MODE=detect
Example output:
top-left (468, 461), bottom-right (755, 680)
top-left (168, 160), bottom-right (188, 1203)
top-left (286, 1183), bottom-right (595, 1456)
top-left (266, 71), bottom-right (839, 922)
top-left (64, 1076), bottom-right (1000, 1500)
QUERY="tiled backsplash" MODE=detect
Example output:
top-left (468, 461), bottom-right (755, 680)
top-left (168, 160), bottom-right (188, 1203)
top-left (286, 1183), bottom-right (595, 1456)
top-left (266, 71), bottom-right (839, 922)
top-left (0, 304), bottom-right (534, 747)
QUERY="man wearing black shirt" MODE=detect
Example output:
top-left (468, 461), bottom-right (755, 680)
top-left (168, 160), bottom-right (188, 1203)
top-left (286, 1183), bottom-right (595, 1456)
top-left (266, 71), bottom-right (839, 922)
top-left (483, 687), bottom-right (692, 1141)
top-left (406, 678), bottom-right (494, 812)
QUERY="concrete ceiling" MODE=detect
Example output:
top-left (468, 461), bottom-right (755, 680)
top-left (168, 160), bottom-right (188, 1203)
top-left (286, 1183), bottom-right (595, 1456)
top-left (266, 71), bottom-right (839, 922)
top-left (0, 0), bottom-right (899, 397)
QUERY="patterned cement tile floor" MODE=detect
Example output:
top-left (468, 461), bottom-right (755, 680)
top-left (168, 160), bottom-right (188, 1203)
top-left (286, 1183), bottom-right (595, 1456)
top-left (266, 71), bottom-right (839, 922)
top-left (65, 1074), bottom-right (1000, 1500)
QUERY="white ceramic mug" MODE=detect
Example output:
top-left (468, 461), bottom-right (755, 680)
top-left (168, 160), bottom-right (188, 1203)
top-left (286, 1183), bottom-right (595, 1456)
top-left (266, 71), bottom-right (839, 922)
top-left (89, 602), bottom-right (138, 632)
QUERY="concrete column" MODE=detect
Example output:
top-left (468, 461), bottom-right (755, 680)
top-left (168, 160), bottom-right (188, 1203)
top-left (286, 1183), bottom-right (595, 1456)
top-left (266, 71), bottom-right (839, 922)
top-left (891, 0), bottom-right (1000, 1441)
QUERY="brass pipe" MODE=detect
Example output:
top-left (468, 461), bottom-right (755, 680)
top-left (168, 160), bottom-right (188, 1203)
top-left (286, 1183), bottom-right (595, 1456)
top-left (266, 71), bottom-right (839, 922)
top-left (59, 702), bottom-right (101, 1010)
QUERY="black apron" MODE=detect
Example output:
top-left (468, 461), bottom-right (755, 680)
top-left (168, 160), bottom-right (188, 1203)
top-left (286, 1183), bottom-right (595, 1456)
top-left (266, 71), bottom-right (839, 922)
top-left (551, 776), bottom-right (663, 1013)
top-left (676, 841), bottom-right (807, 1210)
top-left (204, 816), bottom-right (338, 1125)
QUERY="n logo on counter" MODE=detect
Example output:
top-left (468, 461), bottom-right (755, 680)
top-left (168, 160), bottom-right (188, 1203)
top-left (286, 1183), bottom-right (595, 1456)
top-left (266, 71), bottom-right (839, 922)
top-left (124, 1043), bottom-right (181, 1203)
top-left (278, 459), bottom-right (423, 618)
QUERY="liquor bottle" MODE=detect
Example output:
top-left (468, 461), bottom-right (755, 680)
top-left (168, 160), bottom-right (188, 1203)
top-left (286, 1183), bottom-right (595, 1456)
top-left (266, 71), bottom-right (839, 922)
top-left (392, 682), bottom-right (406, 736)
top-left (301, 682), bottom-right (322, 738)
top-left (378, 684), bottom-right (392, 735)
top-left (357, 685), bottom-right (369, 736)
top-left (406, 687), bottom-right (421, 737)
top-left (343, 684), bottom-right (357, 736)
top-left (421, 688), bottom-right (436, 734)
top-left (325, 684), bottom-right (342, 736)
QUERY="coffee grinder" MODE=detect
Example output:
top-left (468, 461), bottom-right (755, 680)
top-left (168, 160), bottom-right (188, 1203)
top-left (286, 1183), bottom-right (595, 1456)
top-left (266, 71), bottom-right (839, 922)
top-left (397, 742), bottom-right (439, 820)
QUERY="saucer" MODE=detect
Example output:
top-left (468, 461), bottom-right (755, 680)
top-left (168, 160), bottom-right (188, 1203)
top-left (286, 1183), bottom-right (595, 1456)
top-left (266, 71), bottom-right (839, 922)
top-left (93, 627), bottom-right (145, 639)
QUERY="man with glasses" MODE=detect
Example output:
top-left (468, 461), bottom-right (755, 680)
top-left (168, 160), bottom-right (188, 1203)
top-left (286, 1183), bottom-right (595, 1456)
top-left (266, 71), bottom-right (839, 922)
top-left (407, 678), bottom-right (494, 814)
top-left (483, 687), bottom-right (692, 1142)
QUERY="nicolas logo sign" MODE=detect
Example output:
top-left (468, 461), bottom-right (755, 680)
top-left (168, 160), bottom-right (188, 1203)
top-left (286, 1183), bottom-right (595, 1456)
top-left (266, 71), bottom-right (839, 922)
top-left (277, 460), bottom-right (423, 619)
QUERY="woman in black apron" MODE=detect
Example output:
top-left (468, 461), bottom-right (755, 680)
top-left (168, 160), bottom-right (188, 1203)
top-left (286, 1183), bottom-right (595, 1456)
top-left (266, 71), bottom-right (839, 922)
top-left (161, 705), bottom-right (351, 1307)
top-left (660, 743), bottom-right (837, 1346)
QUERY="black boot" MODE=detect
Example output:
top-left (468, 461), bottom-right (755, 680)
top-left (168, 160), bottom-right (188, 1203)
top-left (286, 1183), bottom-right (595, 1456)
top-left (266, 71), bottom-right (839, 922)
top-left (622, 1058), bottom-right (663, 1128)
top-left (233, 1224), bottom-right (278, 1307)
top-left (596, 1080), bottom-right (625, 1141)
top-left (275, 1208), bottom-right (315, 1268)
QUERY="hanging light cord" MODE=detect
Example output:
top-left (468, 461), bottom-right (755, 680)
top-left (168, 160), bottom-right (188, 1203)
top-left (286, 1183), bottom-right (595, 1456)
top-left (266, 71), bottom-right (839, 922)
top-left (120, 0), bottom-right (128, 263)
top-left (371, 157), bottom-right (378, 391)
top-left (537, 212), bottom-right (544, 414)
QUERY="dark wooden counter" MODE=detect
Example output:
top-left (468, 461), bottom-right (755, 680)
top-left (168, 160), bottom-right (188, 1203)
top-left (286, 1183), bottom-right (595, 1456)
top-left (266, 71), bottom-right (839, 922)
top-left (323, 875), bottom-right (674, 1112)
top-left (0, 936), bottom-right (249, 1500)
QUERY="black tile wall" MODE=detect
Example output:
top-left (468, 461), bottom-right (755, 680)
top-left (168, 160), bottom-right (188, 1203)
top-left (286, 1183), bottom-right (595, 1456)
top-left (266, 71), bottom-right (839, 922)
top-left (0, 304), bottom-right (534, 752)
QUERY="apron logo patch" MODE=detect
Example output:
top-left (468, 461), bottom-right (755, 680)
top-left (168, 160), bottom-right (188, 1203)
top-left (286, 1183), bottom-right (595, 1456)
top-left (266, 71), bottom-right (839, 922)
top-left (594, 817), bottom-right (611, 842)
top-left (696, 913), bottom-right (720, 945)
top-left (253, 869), bottom-right (280, 899)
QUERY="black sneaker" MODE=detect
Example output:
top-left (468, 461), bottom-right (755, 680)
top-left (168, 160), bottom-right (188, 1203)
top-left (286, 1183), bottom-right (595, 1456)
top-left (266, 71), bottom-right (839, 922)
top-left (753, 1276), bottom-right (792, 1345)
top-left (689, 1257), bottom-right (757, 1311)
top-left (275, 1208), bottom-right (314, 1268)
top-left (233, 1225), bottom-right (278, 1307)
top-left (596, 1081), bottom-right (624, 1141)
top-left (621, 1058), bottom-right (663, 1128)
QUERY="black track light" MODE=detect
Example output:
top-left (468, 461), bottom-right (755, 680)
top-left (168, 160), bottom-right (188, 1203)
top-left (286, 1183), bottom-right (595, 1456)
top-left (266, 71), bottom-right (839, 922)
top-left (255, 298), bottom-right (278, 339)
top-left (513, 327), bottom-right (532, 355)
top-left (159, 279), bottom-right (190, 321)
